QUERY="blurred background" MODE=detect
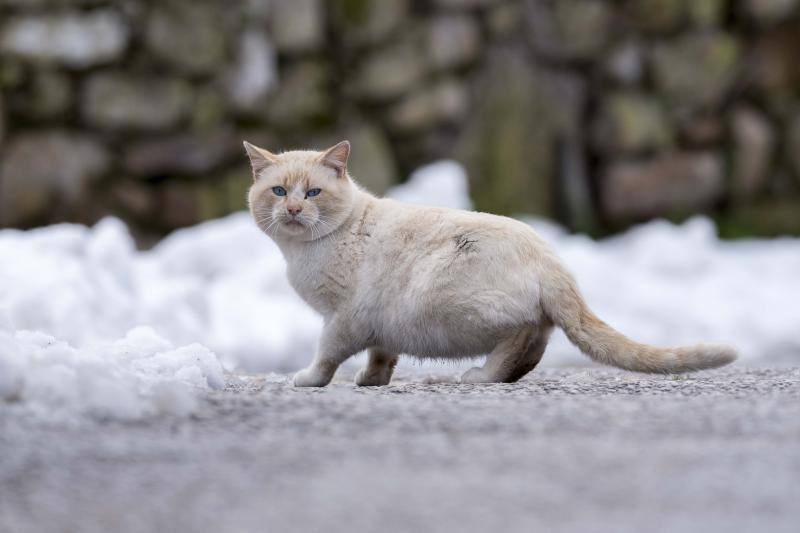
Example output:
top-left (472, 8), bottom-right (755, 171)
top-left (1, 0), bottom-right (799, 245)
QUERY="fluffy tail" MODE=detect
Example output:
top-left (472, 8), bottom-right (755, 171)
top-left (541, 270), bottom-right (737, 373)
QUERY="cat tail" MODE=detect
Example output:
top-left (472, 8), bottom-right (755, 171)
top-left (540, 268), bottom-right (737, 373)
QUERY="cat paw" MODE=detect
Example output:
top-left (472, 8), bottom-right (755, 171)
top-left (460, 367), bottom-right (491, 384)
top-left (354, 367), bottom-right (392, 387)
top-left (292, 367), bottom-right (330, 387)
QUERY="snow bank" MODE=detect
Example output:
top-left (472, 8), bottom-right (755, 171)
top-left (0, 158), bottom-right (798, 419)
top-left (0, 325), bottom-right (225, 420)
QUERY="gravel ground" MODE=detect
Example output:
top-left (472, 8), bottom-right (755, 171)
top-left (1, 366), bottom-right (799, 533)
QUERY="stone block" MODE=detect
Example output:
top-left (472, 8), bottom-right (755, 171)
top-left (593, 92), bottom-right (673, 154)
top-left (82, 73), bottom-right (193, 130)
top-left (387, 79), bottom-right (468, 133)
top-left (602, 152), bottom-right (724, 218)
top-left (731, 107), bottom-right (775, 199)
top-left (455, 48), bottom-right (563, 217)
top-left (331, 0), bottom-right (408, 47)
top-left (0, 10), bottom-right (128, 69)
top-left (742, 0), bottom-right (800, 25)
top-left (653, 31), bottom-right (740, 110)
top-left (427, 14), bottom-right (482, 70)
top-left (352, 34), bottom-right (427, 101)
top-left (122, 129), bottom-right (238, 177)
top-left (225, 29), bottom-right (278, 113)
top-left (145, 1), bottom-right (227, 75)
top-left (525, 0), bottom-right (612, 62)
top-left (265, 61), bottom-right (330, 126)
top-left (0, 131), bottom-right (110, 225)
top-left (270, 0), bottom-right (323, 54)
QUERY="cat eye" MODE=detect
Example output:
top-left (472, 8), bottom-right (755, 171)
top-left (306, 188), bottom-right (322, 198)
top-left (272, 186), bottom-right (287, 196)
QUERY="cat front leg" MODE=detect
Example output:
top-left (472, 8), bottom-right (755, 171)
top-left (354, 347), bottom-right (398, 386)
top-left (293, 319), bottom-right (362, 387)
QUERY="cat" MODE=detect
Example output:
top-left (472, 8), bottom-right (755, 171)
top-left (244, 140), bottom-right (737, 387)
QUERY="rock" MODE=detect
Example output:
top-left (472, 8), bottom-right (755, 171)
top-left (155, 183), bottom-right (214, 229)
top-left (220, 165), bottom-right (254, 213)
top-left (731, 107), bottom-right (775, 199)
top-left (556, 133), bottom-right (597, 233)
top-left (624, 0), bottom-right (686, 33)
top-left (525, 0), bottom-right (612, 62)
top-left (108, 180), bottom-right (156, 219)
top-left (0, 10), bottom-right (129, 69)
top-left (82, 73), bottom-right (193, 130)
top-left (653, 31), bottom-right (740, 110)
top-left (387, 79), bottom-right (468, 133)
top-left (593, 92), bottom-right (673, 154)
top-left (0, 95), bottom-right (4, 144)
top-left (486, 2), bottom-right (522, 37)
top-left (748, 24), bottom-right (800, 116)
top-left (352, 34), bottom-right (427, 101)
top-left (331, 0), bottom-right (408, 47)
top-left (719, 198), bottom-right (800, 237)
top-left (687, 0), bottom-right (726, 27)
top-left (427, 14), bottom-right (482, 70)
top-left (190, 87), bottom-right (228, 131)
top-left (603, 40), bottom-right (645, 85)
top-left (335, 121), bottom-right (398, 195)
top-left (123, 129), bottom-right (237, 177)
top-left (225, 29), bottom-right (278, 113)
top-left (679, 114), bottom-right (724, 146)
top-left (434, 0), bottom-right (503, 8)
top-left (0, 131), bottom-right (110, 225)
top-left (152, 177), bottom-right (240, 230)
top-left (454, 48), bottom-right (560, 217)
top-left (9, 69), bottom-right (72, 120)
top-left (270, 0), bottom-right (323, 54)
top-left (624, 0), bottom-right (724, 31)
top-left (241, 0), bottom-right (271, 22)
top-left (145, 2), bottom-right (227, 75)
top-left (265, 61), bottom-right (330, 126)
top-left (602, 152), bottom-right (724, 219)
top-left (787, 113), bottom-right (800, 184)
top-left (742, 0), bottom-right (800, 25)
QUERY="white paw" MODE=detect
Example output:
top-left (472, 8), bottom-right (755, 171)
top-left (292, 367), bottom-right (330, 387)
top-left (354, 367), bottom-right (392, 387)
top-left (460, 367), bottom-right (490, 384)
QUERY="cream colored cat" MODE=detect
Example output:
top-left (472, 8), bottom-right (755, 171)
top-left (244, 140), bottom-right (737, 387)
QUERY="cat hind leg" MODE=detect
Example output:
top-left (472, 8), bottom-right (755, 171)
top-left (460, 324), bottom-right (552, 384)
top-left (355, 347), bottom-right (398, 386)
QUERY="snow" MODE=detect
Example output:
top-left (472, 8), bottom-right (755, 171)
top-left (0, 326), bottom-right (224, 420)
top-left (1, 158), bottom-right (799, 419)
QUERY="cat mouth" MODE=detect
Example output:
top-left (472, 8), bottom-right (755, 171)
top-left (283, 219), bottom-right (305, 228)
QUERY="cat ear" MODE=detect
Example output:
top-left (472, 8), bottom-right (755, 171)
top-left (243, 141), bottom-right (278, 181)
top-left (320, 140), bottom-right (350, 178)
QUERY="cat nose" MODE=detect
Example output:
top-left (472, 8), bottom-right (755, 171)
top-left (287, 205), bottom-right (303, 216)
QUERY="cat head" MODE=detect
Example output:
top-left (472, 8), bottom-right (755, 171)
top-left (244, 140), bottom-right (357, 241)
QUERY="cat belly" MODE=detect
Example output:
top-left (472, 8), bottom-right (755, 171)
top-left (370, 316), bottom-right (515, 359)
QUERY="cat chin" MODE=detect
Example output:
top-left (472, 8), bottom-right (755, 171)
top-left (280, 220), bottom-right (309, 236)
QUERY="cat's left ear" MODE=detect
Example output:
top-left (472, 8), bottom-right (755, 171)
top-left (320, 140), bottom-right (350, 178)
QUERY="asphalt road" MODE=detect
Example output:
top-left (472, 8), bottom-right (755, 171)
top-left (1, 366), bottom-right (799, 533)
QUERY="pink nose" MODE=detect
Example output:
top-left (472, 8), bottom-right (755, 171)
top-left (287, 205), bottom-right (303, 216)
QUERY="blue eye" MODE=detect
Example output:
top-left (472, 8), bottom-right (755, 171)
top-left (272, 186), bottom-right (287, 196)
top-left (306, 188), bottom-right (321, 198)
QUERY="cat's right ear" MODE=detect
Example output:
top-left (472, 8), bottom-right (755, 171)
top-left (243, 141), bottom-right (278, 181)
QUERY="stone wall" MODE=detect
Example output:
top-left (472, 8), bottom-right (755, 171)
top-left (1, 0), bottom-right (799, 241)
